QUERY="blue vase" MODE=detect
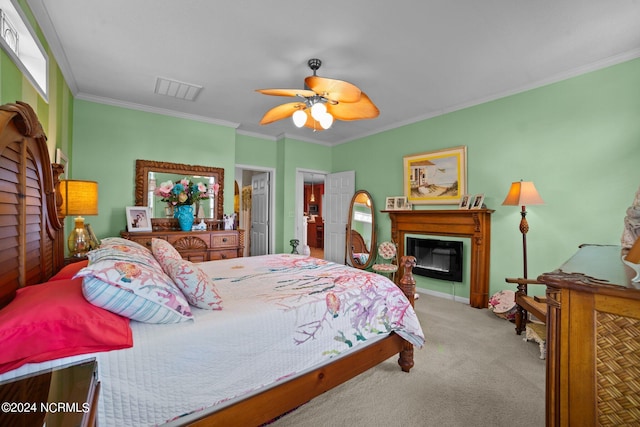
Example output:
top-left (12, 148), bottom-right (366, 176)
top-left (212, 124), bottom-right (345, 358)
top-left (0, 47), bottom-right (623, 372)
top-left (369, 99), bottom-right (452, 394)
top-left (174, 204), bottom-right (194, 231)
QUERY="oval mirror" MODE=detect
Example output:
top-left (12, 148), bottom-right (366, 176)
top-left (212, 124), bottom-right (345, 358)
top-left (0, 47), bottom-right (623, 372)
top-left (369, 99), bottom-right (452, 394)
top-left (346, 190), bottom-right (376, 269)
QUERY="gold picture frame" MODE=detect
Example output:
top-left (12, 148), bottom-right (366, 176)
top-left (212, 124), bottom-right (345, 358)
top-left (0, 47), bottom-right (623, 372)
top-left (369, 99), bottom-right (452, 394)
top-left (403, 146), bottom-right (467, 205)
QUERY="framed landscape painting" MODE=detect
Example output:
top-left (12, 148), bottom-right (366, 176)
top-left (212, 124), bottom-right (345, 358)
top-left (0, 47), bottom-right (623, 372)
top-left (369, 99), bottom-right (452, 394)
top-left (403, 146), bottom-right (467, 205)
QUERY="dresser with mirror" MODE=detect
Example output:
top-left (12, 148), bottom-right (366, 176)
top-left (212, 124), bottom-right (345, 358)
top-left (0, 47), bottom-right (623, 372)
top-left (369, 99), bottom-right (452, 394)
top-left (121, 159), bottom-right (244, 261)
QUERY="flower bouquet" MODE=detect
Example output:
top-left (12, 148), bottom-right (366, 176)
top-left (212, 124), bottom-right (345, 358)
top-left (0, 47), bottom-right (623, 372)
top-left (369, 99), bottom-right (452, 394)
top-left (154, 178), bottom-right (209, 206)
top-left (154, 178), bottom-right (215, 231)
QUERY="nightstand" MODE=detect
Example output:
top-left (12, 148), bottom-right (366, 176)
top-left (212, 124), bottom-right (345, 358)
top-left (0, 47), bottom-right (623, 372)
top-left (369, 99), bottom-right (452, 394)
top-left (64, 255), bottom-right (89, 265)
top-left (0, 359), bottom-right (100, 427)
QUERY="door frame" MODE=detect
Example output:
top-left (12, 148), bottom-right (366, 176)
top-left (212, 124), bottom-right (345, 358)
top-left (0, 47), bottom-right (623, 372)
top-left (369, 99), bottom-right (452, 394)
top-left (235, 164), bottom-right (276, 255)
top-left (296, 168), bottom-right (328, 249)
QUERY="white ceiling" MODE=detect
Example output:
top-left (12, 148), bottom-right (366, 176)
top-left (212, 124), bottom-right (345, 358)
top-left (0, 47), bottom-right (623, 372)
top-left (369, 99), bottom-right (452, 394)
top-left (26, 0), bottom-right (640, 146)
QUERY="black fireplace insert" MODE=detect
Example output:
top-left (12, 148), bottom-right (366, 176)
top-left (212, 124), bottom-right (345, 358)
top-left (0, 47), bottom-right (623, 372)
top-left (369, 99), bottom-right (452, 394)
top-left (406, 237), bottom-right (463, 282)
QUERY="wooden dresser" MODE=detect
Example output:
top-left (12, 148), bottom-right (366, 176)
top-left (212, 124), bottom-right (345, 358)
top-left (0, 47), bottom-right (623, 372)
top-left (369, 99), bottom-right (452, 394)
top-left (539, 244), bottom-right (640, 426)
top-left (121, 229), bottom-right (244, 262)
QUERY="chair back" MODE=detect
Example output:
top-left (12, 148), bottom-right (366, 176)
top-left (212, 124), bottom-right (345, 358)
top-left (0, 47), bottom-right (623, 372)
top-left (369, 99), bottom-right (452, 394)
top-left (377, 241), bottom-right (397, 261)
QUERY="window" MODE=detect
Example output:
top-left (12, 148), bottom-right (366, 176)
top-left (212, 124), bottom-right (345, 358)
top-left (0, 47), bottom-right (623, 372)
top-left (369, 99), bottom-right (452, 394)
top-left (0, 0), bottom-right (48, 100)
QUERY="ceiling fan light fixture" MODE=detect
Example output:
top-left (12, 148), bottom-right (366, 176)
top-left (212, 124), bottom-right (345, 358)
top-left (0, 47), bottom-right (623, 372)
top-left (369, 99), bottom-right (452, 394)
top-left (292, 109), bottom-right (307, 127)
top-left (257, 58), bottom-right (379, 131)
top-left (310, 101), bottom-right (327, 121)
top-left (319, 112), bottom-right (334, 129)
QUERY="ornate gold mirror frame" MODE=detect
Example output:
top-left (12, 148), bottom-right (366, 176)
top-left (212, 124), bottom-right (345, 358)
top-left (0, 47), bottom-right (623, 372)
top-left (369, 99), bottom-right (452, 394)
top-left (135, 159), bottom-right (224, 230)
top-left (345, 190), bottom-right (376, 269)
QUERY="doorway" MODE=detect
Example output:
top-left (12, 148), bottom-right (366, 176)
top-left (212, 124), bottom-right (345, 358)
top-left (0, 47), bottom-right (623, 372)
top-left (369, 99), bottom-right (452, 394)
top-left (296, 169), bottom-right (326, 259)
top-left (296, 169), bottom-right (354, 263)
top-left (235, 165), bottom-right (275, 256)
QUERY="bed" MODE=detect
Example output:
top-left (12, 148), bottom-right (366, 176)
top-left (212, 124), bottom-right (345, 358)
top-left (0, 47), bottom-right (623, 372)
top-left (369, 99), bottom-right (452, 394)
top-left (0, 102), bottom-right (424, 426)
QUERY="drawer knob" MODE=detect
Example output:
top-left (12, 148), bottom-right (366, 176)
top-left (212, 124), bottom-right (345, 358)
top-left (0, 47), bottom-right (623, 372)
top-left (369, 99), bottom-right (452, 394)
top-left (222, 238), bottom-right (228, 242)
top-left (221, 254), bottom-right (227, 259)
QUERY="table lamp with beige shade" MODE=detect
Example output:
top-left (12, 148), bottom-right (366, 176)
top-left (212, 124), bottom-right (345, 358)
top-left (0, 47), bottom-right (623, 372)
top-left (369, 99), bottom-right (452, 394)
top-left (59, 180), bottom-right (98, 257)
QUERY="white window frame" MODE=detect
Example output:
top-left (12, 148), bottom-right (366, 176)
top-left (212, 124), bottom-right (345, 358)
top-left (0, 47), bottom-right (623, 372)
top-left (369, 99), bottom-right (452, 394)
top-left (0, 0), bottom-right (48, 101)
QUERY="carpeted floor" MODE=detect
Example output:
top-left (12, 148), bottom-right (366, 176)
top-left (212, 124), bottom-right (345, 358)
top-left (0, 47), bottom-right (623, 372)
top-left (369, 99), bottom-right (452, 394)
top-left (272, 292), bottom-right (545, 426)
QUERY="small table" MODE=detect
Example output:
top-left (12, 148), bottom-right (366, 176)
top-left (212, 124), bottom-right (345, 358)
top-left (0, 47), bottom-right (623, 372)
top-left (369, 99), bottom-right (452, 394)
top-left (0, 359), bottom-right (99, 427)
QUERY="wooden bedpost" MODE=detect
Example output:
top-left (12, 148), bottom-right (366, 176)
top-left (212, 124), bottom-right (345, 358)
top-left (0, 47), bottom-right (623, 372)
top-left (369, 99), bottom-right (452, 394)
top-left (398, 255), bottom-right (416, 372)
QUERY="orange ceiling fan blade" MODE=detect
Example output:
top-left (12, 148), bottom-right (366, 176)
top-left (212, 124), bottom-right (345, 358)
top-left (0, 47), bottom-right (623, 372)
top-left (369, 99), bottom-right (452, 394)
top-left (256, 88), bottom-right (317, 98)
top-left (259, 102), bottom-right (306, 125)
top-left (304, 76), bottom-right (361, 103)
top-left (327, 92), bottom-right (379, 121)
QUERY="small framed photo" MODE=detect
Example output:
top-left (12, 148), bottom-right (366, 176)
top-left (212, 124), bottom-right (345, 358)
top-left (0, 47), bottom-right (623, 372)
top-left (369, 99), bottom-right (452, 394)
top-left (459, 194), bottom-right (471, 209)
top-left (395, 196), bottom-right (411, 210)
top-left (126, 206), bottom-right (152, 232)
top-left (471, 194), bottom-right (485, 209)
top-left (385, 197), bottom-right (396, 210)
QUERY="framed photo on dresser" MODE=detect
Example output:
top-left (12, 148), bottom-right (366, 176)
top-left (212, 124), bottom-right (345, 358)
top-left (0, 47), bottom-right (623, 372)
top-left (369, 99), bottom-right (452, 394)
top-left (126, 206), bottom-right (152, 232)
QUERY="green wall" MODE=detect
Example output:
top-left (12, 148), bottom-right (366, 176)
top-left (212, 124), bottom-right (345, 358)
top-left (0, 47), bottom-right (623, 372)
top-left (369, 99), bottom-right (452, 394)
top-left (71, 101), bottom-right (237, 240)
top-left (2, 0), bottom-right (639, 299)
top-left (71, 104), bottom-right (332, 254)
top-left (234, 133), bottom-right (333, 253)
top-left (334, 58), bottom-right (640, 298)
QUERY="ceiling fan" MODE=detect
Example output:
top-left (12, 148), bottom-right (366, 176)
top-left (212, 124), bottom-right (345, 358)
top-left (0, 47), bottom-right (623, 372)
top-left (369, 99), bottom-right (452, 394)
top-left (256, 58), bottom-right (379, 131)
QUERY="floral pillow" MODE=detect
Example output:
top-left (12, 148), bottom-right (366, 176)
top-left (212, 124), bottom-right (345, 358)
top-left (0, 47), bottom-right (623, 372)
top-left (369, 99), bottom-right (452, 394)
top-left (151, 238), bottom-right (182, 265)
top-left (88, 243), bottom-right (161, 270)
top-left (101, 237), bottom-right (149, 251)
top-left (76, 258), bottom-right (193, 323)
top-left (162, 258), bottom-right (223, 310)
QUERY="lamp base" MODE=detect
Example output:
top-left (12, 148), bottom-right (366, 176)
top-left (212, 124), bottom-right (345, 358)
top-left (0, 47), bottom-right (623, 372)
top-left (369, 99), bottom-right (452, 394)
top-left (68, 216), bottom-right (90, 257)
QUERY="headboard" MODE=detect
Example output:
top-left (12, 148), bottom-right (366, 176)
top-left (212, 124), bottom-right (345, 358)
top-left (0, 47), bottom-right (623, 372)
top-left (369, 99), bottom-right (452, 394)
top-left (349, 229), bottom-right (369, 254)
top-left (0, 102), bottom-right (65, 309)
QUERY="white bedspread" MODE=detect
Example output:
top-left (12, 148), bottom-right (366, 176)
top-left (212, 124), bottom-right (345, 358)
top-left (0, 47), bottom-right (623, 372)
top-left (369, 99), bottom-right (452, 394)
top-left (0, 255), bottom-right (424, 426)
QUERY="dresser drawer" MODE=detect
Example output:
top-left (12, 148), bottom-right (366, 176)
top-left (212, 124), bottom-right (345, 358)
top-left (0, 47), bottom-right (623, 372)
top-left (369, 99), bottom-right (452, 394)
top-left (212, 232), bottom-right (238, 248)
top-left (121, 229), bottom-right (244, 262)
top-left (126, 235), bottom-right (165, 250)
top-left (209, 249), bottom-right (238, 260)
top-left (182, 252), bottom-right (207, 263)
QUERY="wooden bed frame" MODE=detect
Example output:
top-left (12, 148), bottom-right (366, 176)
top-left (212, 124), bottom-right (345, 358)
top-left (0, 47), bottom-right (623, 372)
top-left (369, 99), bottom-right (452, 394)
top-left (0, 101), bottom-right (416, 426)
top-left (348, 229), bottom-right (370, 255)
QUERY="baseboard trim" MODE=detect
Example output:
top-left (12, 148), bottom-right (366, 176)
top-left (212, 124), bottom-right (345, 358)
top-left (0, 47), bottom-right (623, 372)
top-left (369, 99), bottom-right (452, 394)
top-left (416, 287), bottom-right (470, 305)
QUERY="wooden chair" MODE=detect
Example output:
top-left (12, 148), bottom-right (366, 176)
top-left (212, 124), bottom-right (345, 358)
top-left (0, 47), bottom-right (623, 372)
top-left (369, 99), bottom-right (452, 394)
top-left (505, 277), bottom-right (547, 335)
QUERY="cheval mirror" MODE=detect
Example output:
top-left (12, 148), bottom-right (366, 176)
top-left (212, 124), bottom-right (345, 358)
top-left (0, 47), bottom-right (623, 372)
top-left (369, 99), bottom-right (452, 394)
top-left (346, 190), bottom-right (376, 269)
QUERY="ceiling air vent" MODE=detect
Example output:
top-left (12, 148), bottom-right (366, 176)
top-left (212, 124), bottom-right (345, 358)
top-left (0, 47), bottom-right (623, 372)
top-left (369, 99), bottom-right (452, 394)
top-left (154, 77), bottom-right (202, 101)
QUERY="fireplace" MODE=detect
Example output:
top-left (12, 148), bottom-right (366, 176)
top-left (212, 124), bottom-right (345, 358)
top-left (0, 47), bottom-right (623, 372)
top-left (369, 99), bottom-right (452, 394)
top-left (406, 237), bottom-right (463, 282)
top-left (385, 209), bottom-right (493, 308)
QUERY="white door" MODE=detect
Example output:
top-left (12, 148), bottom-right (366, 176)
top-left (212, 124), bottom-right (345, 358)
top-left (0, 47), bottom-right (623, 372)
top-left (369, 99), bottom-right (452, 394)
top-left (324, 171), bottom-right (355, 263)
top-left (250, 172), bottom-right (269, 256)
